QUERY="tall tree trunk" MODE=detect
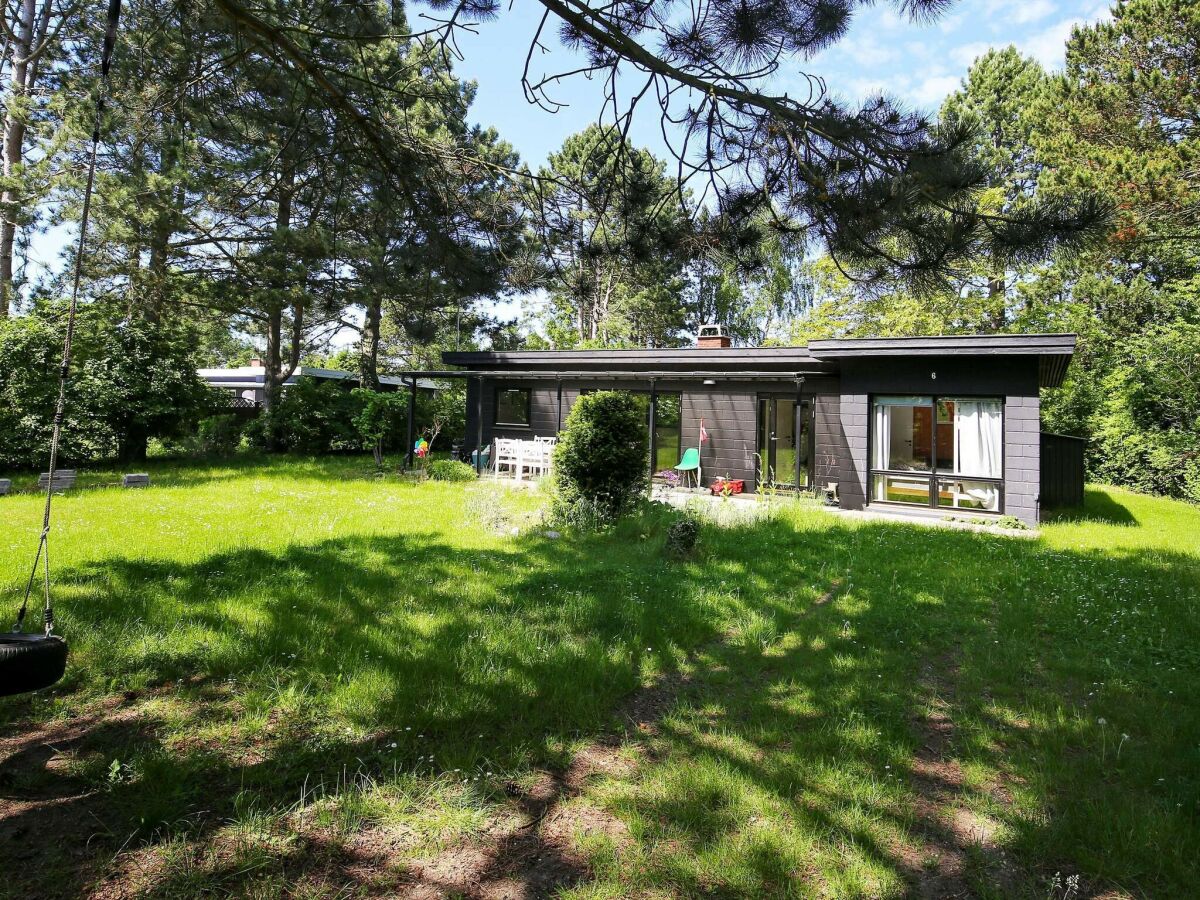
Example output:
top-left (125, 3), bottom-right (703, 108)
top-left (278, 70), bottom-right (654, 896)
top-left (264, 165), bottom-right (295, 416)
top-left (0, 0), bottom-right (37, 318)
top-left (361, 292), bottom-right (381, 389)
top-left (118, 421), bottom-right (150, 463)
top-left (987, 253), bottom-right (1006, 331)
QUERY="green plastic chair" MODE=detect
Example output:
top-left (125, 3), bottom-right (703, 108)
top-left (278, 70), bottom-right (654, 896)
top-left (674, 447), bottom-right (701, 488)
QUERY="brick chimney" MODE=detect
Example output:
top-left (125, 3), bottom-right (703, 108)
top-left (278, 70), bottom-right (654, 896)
top-left (696, 324), bottom-right (731, 349)
top-left (248, 357), bottom-right (264, 368)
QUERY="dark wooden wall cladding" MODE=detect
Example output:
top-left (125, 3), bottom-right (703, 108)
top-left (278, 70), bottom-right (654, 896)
top-left (1040, 432), bottom-right (1086, 510)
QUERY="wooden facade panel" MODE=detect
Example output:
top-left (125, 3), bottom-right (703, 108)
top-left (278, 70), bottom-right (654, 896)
top-left (683, 388), bottom-right (757, 485)
top-left (813, 392), bottom-right (845, 492)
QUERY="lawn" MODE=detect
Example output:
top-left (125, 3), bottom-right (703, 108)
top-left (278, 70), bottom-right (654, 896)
top-left (1, 456), bottom-right (1197, 898)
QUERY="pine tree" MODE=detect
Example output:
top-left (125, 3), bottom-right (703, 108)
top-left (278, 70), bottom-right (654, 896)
top-left (536, 125), bottom-right (690, 347)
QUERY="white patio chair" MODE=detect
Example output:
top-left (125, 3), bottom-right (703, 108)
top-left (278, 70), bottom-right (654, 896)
top-left (522, 438), bottom-right (553, 478)
top-left (493, 438), bottom-right (520, 480)
top-left (514, 439), bottom-right (541, 480)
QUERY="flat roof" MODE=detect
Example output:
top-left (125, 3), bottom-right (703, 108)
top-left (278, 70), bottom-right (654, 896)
top-left (442, 346), bottom-right (826, 368)
top-left (806, 333), bottom-right (1076, 357)
top-left (198, 366), bottom-right (444, 391)
top-left (442, 333), bottom-right (1077, 388)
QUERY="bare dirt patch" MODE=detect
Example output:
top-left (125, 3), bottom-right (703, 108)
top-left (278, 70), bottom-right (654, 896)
top-left (395, 686), bottom-right (659, 899)
top-left (895, 657), bottom-right (1026, 899)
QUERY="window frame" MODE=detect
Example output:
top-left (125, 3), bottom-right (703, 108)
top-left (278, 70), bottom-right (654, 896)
top-left (868, 394), bottom-right (1005, 513)
top-left (755, 393), bottom-right (814, 492)
top-left (493, 384), bottom-right (533, 428)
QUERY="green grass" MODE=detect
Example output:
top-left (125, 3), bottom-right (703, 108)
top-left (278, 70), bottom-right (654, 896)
top-left (1, 460), bottom-right (1197, 898)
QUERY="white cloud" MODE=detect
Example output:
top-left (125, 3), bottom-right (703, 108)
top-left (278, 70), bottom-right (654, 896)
top-left (1020, 16), bottom-right (1084, 67)
top-left (1019, 3), bottom-right (1114, 68)
top-left (984, 0), bottom-right (1056, 25)
top-left (909, 73), bottom-right (964, 109)
top-left (938, 11), bottom-right (965, 34)
top-left (840, 34), bottom-right (900, 67)
top-left (950, 40), bottom-right (996, 68)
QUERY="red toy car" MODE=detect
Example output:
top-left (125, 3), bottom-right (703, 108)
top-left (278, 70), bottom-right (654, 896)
top-left (710, 478), bottom-right (744, 496)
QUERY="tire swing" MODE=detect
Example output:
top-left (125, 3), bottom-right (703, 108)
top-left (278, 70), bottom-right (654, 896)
top-left (1, 0), bottom-right (122, 699)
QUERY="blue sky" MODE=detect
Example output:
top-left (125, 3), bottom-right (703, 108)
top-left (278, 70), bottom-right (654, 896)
top-left (449, 0), bottom-right (1114, 172)
top-left (443, 0), bottom-right (1113, 331)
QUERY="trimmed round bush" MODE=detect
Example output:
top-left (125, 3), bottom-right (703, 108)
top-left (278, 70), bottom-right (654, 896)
top-left (428, 459), bottom-right (477, 482)
top-left (552, 390), bottom-right (648, 523)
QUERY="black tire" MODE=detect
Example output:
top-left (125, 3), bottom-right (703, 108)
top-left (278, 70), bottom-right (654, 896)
top-left (0, 635), bottom-right (68, 697)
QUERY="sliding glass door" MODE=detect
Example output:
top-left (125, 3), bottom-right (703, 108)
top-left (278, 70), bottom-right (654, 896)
top-left (870, 396), bottom-right (1003, 511)
top-left (757, 396), bottom-right (811, 490)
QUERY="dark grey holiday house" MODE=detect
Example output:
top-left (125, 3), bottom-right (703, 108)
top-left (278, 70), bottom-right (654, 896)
top-left (442, 330), bottom-right (1082, 525)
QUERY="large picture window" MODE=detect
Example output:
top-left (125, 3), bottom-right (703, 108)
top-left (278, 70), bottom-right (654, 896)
top-left (871, 396), bottom-right (1002, 512)
top-left (494, 386), bottom-right (531, 426)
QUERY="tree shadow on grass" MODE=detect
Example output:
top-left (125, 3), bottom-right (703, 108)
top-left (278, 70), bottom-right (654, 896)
top-left (592, 513), bottom-right (1200, 897)
top-left (1043, 486), bottom-right (1138, 526)
top-left (0, 521), bottom-right (723, 897)
top-left (1, 507), bottom-right (1197, 897)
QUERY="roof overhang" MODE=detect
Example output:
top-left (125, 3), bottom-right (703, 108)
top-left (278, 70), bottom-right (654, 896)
top-left (807, 334), bottom-right (1076, 388)
top-left (380, 370), bottom-right (821, 381)
top-left (442, 346), bottom-right (827, 371)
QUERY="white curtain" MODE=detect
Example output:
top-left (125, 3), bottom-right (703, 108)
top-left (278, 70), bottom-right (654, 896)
top-left (872, 404), bottom-right (891, 470)
top-left (954, 400), bottom-right (1002, 478)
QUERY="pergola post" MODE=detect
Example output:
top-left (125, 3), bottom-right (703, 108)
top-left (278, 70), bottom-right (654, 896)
top-left (647, 378), bottom-right (657, 484)
top-left (405, 378), bottom-right (416, 471)
top-left (475, 376), bottom-right (485, 474)
top-left (794, 375), bottom-right (805, 493)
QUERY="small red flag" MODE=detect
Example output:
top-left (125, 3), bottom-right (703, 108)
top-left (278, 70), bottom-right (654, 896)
top-left (699, 417), bottom-right (709, 445)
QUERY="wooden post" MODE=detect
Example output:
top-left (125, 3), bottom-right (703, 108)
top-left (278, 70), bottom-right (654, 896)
top-left (556, 378), bottom-right (563, 432)
top-left (794, 376), bottom-right (805, 492)
top-left (405, 377), bottom-right (416, 470)
top-left (647, 378), bottom-right (657, 484)
top-left (475, 376), bottom-right (485, 474)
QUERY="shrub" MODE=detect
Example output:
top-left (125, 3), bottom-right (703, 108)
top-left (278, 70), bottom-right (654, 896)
top-left (416, 381), bottom-right (466, 450)
top-left (428, 459), bottom-right (476, 482)
top-left (665, 511), bottom-right (700, 556)
top-left (552, 391), bottom-right (648, 524)
top-left (352, 389), bottom-right (406, 466)
top-left (246, 378), bottom-right (360, 453)
top-left (0, 301), bottom-right (214, 467)
top-left (194, 415), bottom-right (245, 456)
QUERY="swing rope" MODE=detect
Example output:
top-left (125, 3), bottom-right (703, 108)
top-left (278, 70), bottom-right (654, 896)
top-left (13, 0), bottom-right (123, 636)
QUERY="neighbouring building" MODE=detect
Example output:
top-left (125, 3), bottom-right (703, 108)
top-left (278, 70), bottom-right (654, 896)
top-left (198, 359), bottom-right (443, 407)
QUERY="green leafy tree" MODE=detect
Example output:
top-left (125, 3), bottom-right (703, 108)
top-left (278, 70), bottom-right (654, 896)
top-left (0, 299), bottom-right (215, 466)
top-left (1034, 0), bottom-right (1200, 259)
top-left (352, 389), bottom-right (405, 467)
top-left (940, 48), bottom-right (1051, 327)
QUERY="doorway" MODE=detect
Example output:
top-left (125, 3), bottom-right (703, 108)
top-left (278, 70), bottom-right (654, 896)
top-left (757, 396), bottom-right (811, 490)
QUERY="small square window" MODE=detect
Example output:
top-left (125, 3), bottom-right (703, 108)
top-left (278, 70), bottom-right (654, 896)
top-left (494, 387), bottom-right (531, 426)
